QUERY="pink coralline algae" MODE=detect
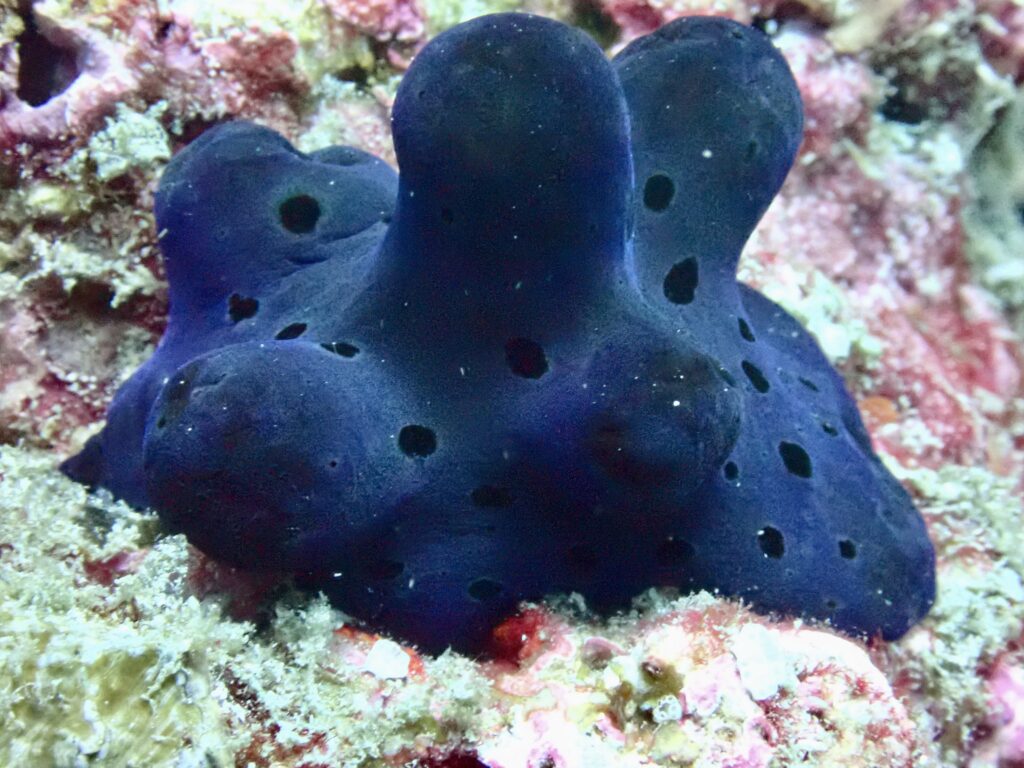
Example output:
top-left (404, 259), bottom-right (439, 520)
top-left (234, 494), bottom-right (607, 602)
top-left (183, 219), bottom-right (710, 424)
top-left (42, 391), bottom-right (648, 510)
top-left (0, 1), bottom-right (413, 158)
top-left (598, 0), bottom-right (749, 43)
top-left (324, 0), bottom-right (425, 43)
top-left (977, 658), bottom-right (1024, 766)
top-left (743, 18), bottom-right (1023, 472)
top-left (775, 30), bottom-right (874, 159)
top-left (979, 0), bottom-right (1024, 81)
top-left (0, 20), bottom-right (138, 148)
top-left (469, 601), bottom-right (922, 767)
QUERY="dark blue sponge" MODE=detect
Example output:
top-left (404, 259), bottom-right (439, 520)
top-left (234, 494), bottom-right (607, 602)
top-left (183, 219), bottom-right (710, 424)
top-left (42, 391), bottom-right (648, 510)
top-left (63, 13), bottom-right (935, 653)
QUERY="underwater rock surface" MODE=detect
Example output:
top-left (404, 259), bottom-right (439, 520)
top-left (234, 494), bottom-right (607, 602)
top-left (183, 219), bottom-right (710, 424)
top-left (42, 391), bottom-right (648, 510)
top-left (63, 13), bottom-right (935, 653)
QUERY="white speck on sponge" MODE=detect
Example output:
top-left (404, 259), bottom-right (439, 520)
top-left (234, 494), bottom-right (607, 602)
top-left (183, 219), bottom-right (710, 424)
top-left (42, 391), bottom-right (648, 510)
top-left (730, 623), bottom-right (797, 701)
top-left (364, 638), bottom-right (410, 679)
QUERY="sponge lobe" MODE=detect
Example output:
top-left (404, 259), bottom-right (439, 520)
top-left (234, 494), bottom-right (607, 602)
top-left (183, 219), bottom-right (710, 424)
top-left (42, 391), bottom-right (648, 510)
top-left (156, 122), bottom-right (397, 316)
top-left (144, 341), bottom-right (403, 571)
top-left (616, 16), bottom-right (804, 293)
top-left (385, 13), bottom-right (633, 338)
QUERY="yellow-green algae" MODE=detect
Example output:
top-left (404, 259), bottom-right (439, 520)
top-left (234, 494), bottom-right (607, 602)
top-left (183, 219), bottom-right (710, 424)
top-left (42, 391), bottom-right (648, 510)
top-left (0, 0), bottom-right (23, 41)
top-left (297, 77), bottom-right (400, 164)
top-left (759, 267), bottom-right (884, 365)
top-left (73, 104), bottom-right (172, 185)
top-left (0, 446), bottom-right (496, 767)
top-left (965, 88), bottom-right (1024, 332)
top-left (867, 0), bottom-right (1013, 146)
top-left (0, 102), bottom-right (169, 308)
top-left (421, 0), bottom-right (575, 36)
top-left (0, 447), bottom-right (242, 765)
top-left (889, 461), bottom-right (1024, 765)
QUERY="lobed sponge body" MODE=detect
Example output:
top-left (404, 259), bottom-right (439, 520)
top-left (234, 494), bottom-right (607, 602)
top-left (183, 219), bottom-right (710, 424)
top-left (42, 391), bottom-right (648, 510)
top-left (64, 13), bottom-right (935, 653)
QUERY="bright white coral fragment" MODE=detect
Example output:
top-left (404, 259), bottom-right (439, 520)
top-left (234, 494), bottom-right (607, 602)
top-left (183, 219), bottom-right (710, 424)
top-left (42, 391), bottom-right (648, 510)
top-left (646, 693), bottom-right (683, 724)
top-left (730, 623), bottom-right (798, 701)
top-left (364, 638), bottom-right (411, 679)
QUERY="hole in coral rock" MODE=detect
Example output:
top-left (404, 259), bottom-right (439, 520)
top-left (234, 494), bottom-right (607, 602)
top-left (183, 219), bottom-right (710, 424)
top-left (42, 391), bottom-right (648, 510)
top-left (321, 341), bottom-right (360, 358)
top-left (275, 323), bottom-right (307, 340)
top-left (821, 421), bottom-right (839, 437)
top-left (663, 258), bottom-right (699, 305)
top-left (641, 661), bottom-right (667, 681)
top-left (15, 7), bottom-right (80, 107)
top-left (757, 526), bottom-right (785, 558)
top-left (825, 598), bottom-right (838, 611)
top-left (778, 441), bottom-right (812, 478)
top-left (68, 281), bottom-right (114, 317)
top-left (363, 559), bottom-right (404, 580)
top-left (228, 293), bottom-right (259, 323)
top-left (471, 485), bottom-right (514, 508)
top-left (468, 578), bottom-right (502, 601)
top-left (798, 376), bottom-right (819, 392)
top-left (741, 361), bottom-right (770, 393)
top-left (416, 751), bottom-right (489, 768)
top-left (643, 173), bottom-right (674, 212)
top-left (335, 64), bottom-right (369, 87)
top-left (155, 19), bottom-right (174, 41)
top-left (441, 207), bottom-right (454, 225)
top-left (839, 539), bottom-right (857, 559)
top-left (279, 194), bottom-right (321, 234)
top-left (718, 367), bottom-right (737, 387)
top-left (173, 116), bottom-right (225, 148)
top-left (879, 84), bottom-right (927, 125)
top-left (398, 425), bottom-right (437, 457)
top-left (723, 461), bottom-right (739, 481)
top-left (573, 0), bottom-right (619, 48)
top-left (566, 544), bottom-right (598, 572)
top-left (656, 536), bottom-right (695, 567)
top-left (738, 318), bottom-right (756, 342)
top-left (505, 337), bottom-right (548, 379)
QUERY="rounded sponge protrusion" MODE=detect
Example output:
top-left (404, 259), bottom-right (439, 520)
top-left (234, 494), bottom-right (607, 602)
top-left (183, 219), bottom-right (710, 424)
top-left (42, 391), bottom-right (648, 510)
top-left (143, 340), bottom-right (405, 571)
top-left (386, 13), bottom-right (632, 331)
top-left (615, 17), bottom-right (803, 286)
top-left (156, 121), bottom-right (397, 316)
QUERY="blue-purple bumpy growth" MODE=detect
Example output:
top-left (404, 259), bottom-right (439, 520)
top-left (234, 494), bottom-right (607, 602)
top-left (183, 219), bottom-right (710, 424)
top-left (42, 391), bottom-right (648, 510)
top-left (63, 13), bottom-right (935, 653)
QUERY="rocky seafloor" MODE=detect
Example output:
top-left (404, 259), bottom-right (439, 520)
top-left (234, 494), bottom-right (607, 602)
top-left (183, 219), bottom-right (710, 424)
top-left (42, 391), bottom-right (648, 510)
top-left (1, 0), bottom-right (1023, 766)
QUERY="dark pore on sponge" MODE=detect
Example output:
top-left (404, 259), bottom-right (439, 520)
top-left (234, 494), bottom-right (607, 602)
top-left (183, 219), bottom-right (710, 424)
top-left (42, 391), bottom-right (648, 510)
top-left (63, 13), bottom-right (936, 654)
